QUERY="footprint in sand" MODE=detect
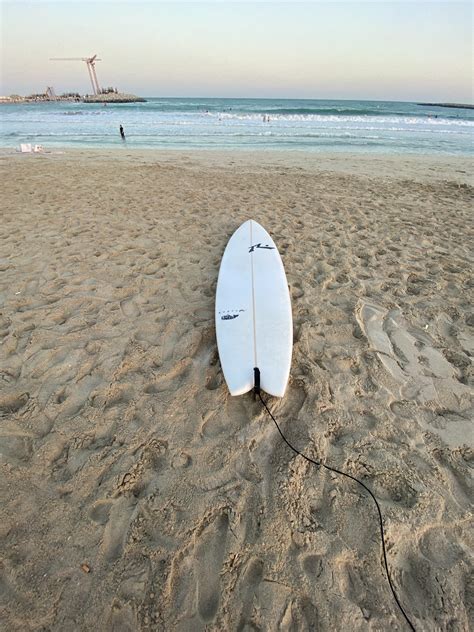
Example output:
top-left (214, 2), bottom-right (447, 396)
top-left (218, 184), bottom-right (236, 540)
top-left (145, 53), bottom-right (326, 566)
top-left (237, 557), bottom-right (264, 629)
top-left (101, 496), bottom-right (137, 562)
top-left (120, 298), bottom-right (141, 319)
top-left (301, 553), bottom-right (323, 580)
top-left (105, 600), bottom-right (138, 632)
top-left (356, 300), bottom-right (471, 410)
top-left (290, 282), bottom-right (304, 300)
top-left (336, 555), bottom-right (368, 609)
top-left (194, 511), bottom-right (229, 623)
top-left (279, 596), bottom-right (319, 631)
top-left (0, 432), bottom-right (33, 463)
top-left (0, 391), bottom-right (29, 416)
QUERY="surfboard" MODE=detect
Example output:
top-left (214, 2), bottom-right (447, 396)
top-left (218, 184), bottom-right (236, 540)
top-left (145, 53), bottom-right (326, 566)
top-left (215, 220), bottom-right (292, 397)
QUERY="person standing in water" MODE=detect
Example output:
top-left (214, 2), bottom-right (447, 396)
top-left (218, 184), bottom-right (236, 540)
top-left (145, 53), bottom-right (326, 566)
top-left (119, 125), bottom-right (125, 140)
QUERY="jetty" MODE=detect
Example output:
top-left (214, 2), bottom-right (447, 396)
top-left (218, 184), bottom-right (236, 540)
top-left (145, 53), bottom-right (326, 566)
top-left (0, 90), bottom-right (146, 104)
top-left (83, 92), bottom-right (146, 103)
top-left (417, 102), bottom-right (474, 110)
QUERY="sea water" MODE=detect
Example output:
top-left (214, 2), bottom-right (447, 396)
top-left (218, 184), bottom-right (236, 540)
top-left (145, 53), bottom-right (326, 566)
top-left (1, 97), bottom-right (472, 154)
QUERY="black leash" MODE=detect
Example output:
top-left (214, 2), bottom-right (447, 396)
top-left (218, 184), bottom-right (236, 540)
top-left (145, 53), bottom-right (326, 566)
top-left (254, 370), bottom-right (416, 631)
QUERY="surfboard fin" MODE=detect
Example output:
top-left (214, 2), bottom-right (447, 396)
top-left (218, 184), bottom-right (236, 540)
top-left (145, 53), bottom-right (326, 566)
top-left (253, 367), bottom-right (261, 398)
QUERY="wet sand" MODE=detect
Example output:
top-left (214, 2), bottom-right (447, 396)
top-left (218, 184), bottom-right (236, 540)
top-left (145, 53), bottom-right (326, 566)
top-left (0, 149), bottom-right (473, 631)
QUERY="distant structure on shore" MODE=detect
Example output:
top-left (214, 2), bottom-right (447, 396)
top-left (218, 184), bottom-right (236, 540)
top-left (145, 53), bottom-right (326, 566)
top-left (48, 53), bottom-right (146, 103)
top-left (51, 55), bottom-right (103, 95)
top-left (0, 53), bottom-right (146, 104)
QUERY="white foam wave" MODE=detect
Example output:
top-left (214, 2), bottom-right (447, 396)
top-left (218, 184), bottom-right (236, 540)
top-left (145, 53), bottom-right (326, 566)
top-left (213, 112), bottom-right (473, 127)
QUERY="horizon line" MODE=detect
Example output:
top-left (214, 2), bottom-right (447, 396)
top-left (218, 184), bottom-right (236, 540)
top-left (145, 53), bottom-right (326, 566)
top-left (139, 96), bottom-right (474, 104)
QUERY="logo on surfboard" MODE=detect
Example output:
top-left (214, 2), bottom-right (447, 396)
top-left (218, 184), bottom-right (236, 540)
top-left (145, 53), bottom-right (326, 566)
top-left (249, 243), bottom-right (275, 253)
top-left (219, 308), bottom-right (245, 321)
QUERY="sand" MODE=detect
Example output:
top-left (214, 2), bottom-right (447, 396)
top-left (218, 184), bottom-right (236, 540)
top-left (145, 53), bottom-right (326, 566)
top-left (0, 148), bottom-right (473, 631)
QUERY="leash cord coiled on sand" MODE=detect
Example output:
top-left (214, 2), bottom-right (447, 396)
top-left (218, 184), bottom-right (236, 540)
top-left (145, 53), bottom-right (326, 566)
top-left (256, 390), bottom-right (416, 632)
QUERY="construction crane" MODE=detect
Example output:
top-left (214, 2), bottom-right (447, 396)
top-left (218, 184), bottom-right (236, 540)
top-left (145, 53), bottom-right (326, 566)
top-left (50, 55), bottom-right (102, 95)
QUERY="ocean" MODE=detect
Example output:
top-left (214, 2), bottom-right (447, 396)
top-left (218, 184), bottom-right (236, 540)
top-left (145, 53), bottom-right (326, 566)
top-left (1, 97), bottom-right (473, 154)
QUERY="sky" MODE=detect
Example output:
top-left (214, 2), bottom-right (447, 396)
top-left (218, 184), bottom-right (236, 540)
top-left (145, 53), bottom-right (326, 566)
top-left (1, 1), bottom-right (472, 102)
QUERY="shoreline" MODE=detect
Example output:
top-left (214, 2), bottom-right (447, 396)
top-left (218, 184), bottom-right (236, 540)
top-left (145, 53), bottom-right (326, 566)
top-left (2, 146), bottom-right (473, 185)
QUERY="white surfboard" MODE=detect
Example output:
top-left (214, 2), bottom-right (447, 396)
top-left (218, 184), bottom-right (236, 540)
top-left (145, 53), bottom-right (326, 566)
top-left (215, 220), bottom-right (292, 397)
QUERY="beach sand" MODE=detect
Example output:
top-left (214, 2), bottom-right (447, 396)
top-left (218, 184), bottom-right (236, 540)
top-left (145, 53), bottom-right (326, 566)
top-left (0, 149), bottom-right (472, 631)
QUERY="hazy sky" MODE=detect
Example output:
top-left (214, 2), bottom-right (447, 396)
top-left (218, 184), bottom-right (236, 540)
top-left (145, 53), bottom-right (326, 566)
top-left (1, 1), bottom-right (472, 101)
